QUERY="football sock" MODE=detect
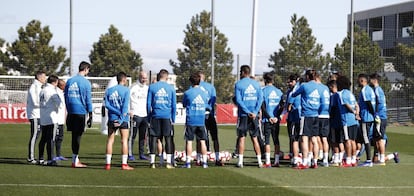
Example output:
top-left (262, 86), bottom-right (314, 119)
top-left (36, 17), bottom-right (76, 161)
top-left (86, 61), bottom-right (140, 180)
top-left (166, 154), bottom-right (172, 164)
top-left (238, 154), bottom-right (244, 165)
top-left (256, 154), bottom-right (262, 164)
top-left (122, 154), bottom-right (128, 165)
top-left (265, 153), bottom-right (270, 164)
top-left (202, 154), bottom-right (208, 164)
top-left (197, 153), bottom-right (201, 163)
top-left (186, 156), bottom-right (192, 163)
top-left (356, 150), bottom-right (361, 157)
top-left (334, 153), bottom-right (340, 163)
top-left (351, 155), bottom-right (357, 164)
top-left (72, 154), bottom-right (78, 164)
top-left (159, 153), bottom-right (164, 165)
top-left (319, 150), bottom-right (323, 160)
top-left (323, 152), bottom-right (329, 163)
top-left (386, 153), bottom-right (395, 160)
top-left (150, 154), bottom-right (155, 164)
top-left (275, 154), bottom-right (280, 164)
top-left (339, 152), bottom-right (344, 162)
top-left (380, 154), bottom-right (385, 163)
top-left (105, 154), bottom-right (112, 164)
top-left (346, 157), bottom-right (351, 164)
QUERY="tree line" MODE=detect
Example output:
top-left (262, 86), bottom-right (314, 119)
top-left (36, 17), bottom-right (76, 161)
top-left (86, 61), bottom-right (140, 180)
top-left (1, 11), bottom-right (413, 105)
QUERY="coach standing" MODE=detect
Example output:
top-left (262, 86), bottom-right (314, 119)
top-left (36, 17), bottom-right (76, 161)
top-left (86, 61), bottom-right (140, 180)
top-left (64, 61), bottom-right (92, 168)
top-left (27, 70), bottom-right (47, 164)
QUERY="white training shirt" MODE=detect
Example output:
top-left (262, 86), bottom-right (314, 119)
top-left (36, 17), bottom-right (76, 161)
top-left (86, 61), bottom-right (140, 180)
top-left (56, 88), bottom-right (66, 125)
top-left (129, 82), bottom-right (148, 117)
top-left (26, 79), bottom-right (43, 119)
top-left (39, 83), bottom-right (61, 126)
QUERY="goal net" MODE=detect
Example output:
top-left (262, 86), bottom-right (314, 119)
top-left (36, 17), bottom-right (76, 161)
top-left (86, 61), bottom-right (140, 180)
top-left (0, 75), bottom-right (132, 124)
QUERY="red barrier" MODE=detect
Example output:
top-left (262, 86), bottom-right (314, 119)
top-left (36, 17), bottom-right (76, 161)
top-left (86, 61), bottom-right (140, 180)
top-left (0, 103), bottom-right (27, 123)
top-left (216, 104), bottom-right (288, 125)
top-left (216, 104), bottom-right (237, 124)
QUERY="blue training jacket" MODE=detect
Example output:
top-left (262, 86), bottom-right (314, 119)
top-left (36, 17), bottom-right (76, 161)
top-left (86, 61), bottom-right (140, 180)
top-left (147, 81), bottom-right (176, 122)
top-left (291, 80), bottom-right (320, 117)
top-left (183, 86), bottom-right (210, 126)
top-left (105, 84), bottom-right (130, 124)
top-left (64, 74), bottom-right (92, 115)
top-left (262, 85), bottom-right (283, 122)
top-left (234, 77), bottom-right (263, 117)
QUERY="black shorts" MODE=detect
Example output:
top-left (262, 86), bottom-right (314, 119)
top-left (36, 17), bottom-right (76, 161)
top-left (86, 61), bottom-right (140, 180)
top-left (237, 116), bottom-right (260, 137)
top-left (300, 117), bottom-right (319, 137)
top-left (108, 120), bottom-right (129, 130)
top-left (66, 114), bottom-right (86, 133)
top-left (184, 126), bottom-right (207, 141)
top-left (263, 122), bottom-right (280, 145)
top-left (205, 115), bottom-right (218, 141)
top-left (288, 121), bottom-right (301, 142)
top-left (149, 118), bottom-right (173, 137)
top-left (343, 125), bottom-right (358, 140)
top-left (329, 126), bottom-right (344, 144)
top-left (373, 119), bottom-right (387, 140)
top-left (318, 118), bottom-right (330, 137)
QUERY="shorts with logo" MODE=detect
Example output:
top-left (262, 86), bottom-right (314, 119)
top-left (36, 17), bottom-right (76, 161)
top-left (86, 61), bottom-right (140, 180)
top-left (184, 125), bottom-right (207, 141)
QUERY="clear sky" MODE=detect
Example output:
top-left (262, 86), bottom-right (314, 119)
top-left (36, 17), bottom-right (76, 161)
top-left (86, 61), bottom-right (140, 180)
top-left (0, 0), bottom-right (410, 75)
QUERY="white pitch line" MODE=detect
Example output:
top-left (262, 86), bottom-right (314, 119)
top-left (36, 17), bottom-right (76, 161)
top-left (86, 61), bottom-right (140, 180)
top-left (0, 184), bottom-right (413, 189)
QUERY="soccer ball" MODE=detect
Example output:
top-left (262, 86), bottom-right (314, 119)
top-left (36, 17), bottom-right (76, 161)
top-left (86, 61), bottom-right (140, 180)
top-left (219, 151), bottom-right (231, 162)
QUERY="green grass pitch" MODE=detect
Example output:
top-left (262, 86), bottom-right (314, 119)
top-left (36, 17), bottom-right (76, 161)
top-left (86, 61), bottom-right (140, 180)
top-left (0, 124), bottom-right (413, 195)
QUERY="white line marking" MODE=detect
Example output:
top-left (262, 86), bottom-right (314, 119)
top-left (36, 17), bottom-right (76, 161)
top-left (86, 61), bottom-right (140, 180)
top-left (0, 184), bottom-right (413, 189)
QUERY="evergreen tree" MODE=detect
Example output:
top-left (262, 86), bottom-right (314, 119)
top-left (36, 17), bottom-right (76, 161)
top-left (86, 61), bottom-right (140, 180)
top-left (170, 11), bottom-right (234, 103)
top-left (268, 14), bottom-right (326, 90)
top-left (394, 40), bottom-right (414, 108)
top-left (8, 20), bottom-right (69, 75)
top-left (89, 25), bottom-right (143, 79)
top-left (334, 26), bottom-right (385, 85)
top-left (0, 38), bottom-right (9, 74)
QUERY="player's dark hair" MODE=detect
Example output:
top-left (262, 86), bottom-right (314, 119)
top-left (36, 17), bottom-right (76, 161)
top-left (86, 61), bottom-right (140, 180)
top-left (47, 75), bottom-right (59, 84)
top-left (189, 72), bottom-right (201, 85)
top-left (327, 80), bottom-right (337, 88)
top-left (79, 61), bottom-right (91, 71)
top-left (240, 65), bottom-right (251, 75)
top-left (336, 75), bottom-right (351, 91)
top-left (305, 69), bottom-right (317, 81)
top-left (159, 69), bottom-right (169, 79)
top-left (35, 70), bottom-right (45, 80)
top-left (287, 74), bottom-right (299, 82)
top-left (263, 72), bottom-right (274, 84)
top-left (369, 73), bottom-right (381, 80)
top-left (116, 71), bottom-right (127, 83)
top-left (358, 73), bottom-right (368, 80)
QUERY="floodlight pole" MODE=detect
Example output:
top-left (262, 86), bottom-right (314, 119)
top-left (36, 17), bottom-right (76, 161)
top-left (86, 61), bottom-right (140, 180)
top-left (250, 0), bottom-right (258, 76)
top-left (211, 0), bottom-right (215, 86)
top-left (69, 0), bottom-right (73, 76)
top-left (350, 0), bottom-right (354, 92)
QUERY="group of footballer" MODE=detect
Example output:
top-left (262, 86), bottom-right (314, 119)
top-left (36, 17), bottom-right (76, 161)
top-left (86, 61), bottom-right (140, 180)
top-left (232, 65), bottom-right (399, 169)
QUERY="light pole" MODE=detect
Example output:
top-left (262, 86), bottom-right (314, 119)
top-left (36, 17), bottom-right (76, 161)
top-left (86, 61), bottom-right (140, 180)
top-left (211, 0), bottom-right (215, 86)
top-left (350, 0), bottom-right (354, 92)
top-left (250, 0), bottom-right (259, 76)
top-left (69, 0), bottom-right (73, 75)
